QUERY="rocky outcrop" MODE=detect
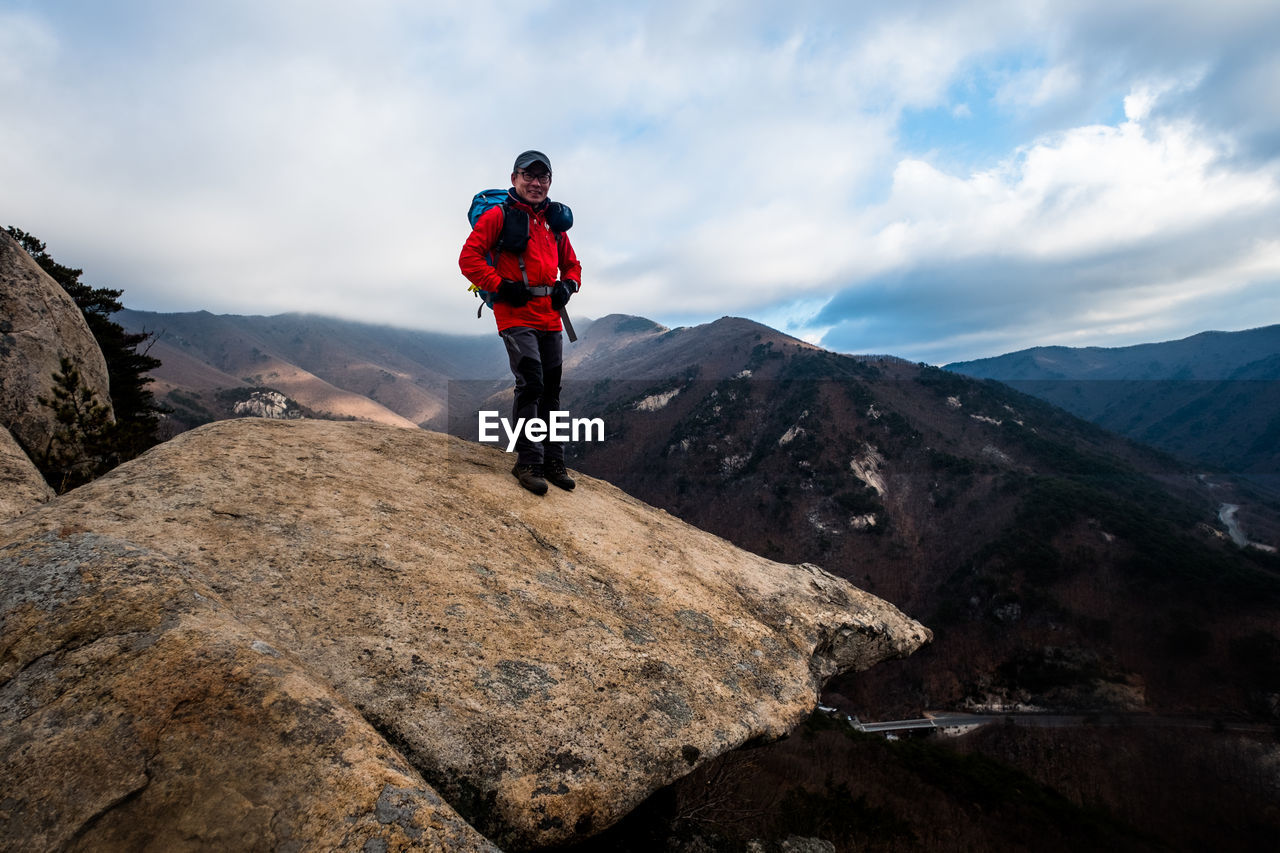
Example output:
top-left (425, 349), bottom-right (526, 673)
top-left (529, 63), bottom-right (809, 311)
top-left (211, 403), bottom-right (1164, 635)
top-left (0, 230), bottom-right (113, 457)
top-left (232, 388), bottom-right (302, 419)
top-left (0, 419), bottom-right (930, 850)
top-left (0, 426), bottom-right (53, 521)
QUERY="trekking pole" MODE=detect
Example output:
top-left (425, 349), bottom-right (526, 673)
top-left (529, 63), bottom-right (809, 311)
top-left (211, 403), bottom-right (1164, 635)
top-left (559, 307), bottom-right (578, 342)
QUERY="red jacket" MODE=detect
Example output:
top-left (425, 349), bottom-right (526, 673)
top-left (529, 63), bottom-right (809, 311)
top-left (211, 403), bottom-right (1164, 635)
top-left (458, 192), bottom-right (583, 333)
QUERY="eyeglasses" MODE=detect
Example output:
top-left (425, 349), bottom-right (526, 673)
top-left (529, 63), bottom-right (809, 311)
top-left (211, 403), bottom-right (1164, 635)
top-left (518, 170), bottom-right (552, 184)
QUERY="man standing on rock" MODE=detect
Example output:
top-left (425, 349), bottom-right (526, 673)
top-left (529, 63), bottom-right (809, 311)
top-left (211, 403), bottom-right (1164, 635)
top-left (459, 150), bottom-right (582, 495)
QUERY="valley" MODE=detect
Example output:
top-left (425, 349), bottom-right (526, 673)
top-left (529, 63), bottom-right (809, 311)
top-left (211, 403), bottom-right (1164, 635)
top-left (946, 325), bottom-right (1280, 490)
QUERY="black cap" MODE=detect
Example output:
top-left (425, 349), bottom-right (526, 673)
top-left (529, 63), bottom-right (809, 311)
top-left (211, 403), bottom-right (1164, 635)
top-left (513, 150), bottom-right (552, 173)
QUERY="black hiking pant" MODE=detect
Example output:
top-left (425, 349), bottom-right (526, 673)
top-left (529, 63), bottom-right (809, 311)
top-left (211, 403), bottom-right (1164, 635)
top-left (500, 326), bottom-right (564, 467)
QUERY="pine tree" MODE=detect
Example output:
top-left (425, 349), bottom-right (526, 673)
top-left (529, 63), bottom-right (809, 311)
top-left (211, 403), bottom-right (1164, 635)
top-left (37, 357), bottom-right (115, 493)
top-left (6, 226), bottom-right (165, 468)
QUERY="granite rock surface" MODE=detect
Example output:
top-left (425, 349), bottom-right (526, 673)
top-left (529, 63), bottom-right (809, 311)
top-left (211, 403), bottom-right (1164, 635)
top-left (0, 419), bottom-right (930, 849)
top-left (0, 426), bottom-right (52, 521)
top-left (0, 230), bottom-right (113, 457)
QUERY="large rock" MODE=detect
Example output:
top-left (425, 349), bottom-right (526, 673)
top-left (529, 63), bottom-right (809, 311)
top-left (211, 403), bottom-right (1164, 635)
top-left (0, 530), bottom-right (498, 852)
top-left (0, 230), bottom-right (113, 457)
top-left (0, 419), bottom-right (930, 849)
top-left (0, 426), bottom-right (52, 521)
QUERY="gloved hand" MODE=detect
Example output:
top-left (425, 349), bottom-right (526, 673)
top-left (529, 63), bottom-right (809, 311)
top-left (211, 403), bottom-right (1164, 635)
top-left (497, 279), bottom-right (530, 307)
top-left (551, 279), bottom-right (578, 310)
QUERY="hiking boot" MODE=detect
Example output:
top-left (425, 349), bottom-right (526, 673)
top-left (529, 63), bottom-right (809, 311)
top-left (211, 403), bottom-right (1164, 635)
top-left (512, 463), bottom-right (548, 495)
top-left (543, 459), bottom-right (576, 491)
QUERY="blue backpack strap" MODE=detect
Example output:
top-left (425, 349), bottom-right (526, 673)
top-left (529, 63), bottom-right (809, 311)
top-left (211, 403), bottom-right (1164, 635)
top-left (467, 189), bottom-right (510, 315)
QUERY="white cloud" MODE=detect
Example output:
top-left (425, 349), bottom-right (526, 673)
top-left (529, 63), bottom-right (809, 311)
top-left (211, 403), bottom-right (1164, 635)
top-left (842, 90), bottom-right (1276, 276)
top-left (797, 74), bottom-right (1280, 361)
top-left (997, 63), bottom-right (1082, 109)
top-left (1123, 90), bottom-right (1156, 122)
top-left (1, 1), bottom-right (1278, 362)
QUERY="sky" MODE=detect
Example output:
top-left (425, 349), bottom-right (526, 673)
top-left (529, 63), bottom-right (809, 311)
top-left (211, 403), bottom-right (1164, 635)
top-left (3, 0), bottom-right (1279, 364)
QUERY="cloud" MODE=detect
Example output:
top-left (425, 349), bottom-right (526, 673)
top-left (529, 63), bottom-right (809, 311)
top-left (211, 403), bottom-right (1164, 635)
top-left (813, 223), bottom-right (1280, 364)
top-left (0, 0), bottom-right (1277, 362)
top-left (888, 111), bottom-right (1274, 259)
top-left (996, 63), bottom-right (1082, 110)
top-left (807, 152), bottom-right (1280, 363)
top-left (789, 80), bottom-right (1280, 362)
top-left (0, 10), bottom-right (56, 84)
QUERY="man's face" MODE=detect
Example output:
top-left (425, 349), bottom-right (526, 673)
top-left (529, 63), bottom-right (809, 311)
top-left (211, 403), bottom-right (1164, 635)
top-left (512, 166), bottom-right (552, 203)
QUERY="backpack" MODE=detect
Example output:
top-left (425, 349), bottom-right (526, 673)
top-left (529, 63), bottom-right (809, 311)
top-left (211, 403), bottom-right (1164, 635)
top-left (466, 190), bottom-right (573, 313)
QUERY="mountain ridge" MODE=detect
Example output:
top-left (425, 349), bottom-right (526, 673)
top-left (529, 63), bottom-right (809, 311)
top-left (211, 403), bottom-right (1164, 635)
top-left (117, 308), bottom-right (512, 430)
top-left (944, 323), bottom-right (1280, 479)
top-left (946, 323), bottom-right (1280, 380)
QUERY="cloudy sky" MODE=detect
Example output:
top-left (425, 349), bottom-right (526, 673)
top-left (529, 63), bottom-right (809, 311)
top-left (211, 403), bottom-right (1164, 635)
top-left (3, 1), bottom-right (1278, 364)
